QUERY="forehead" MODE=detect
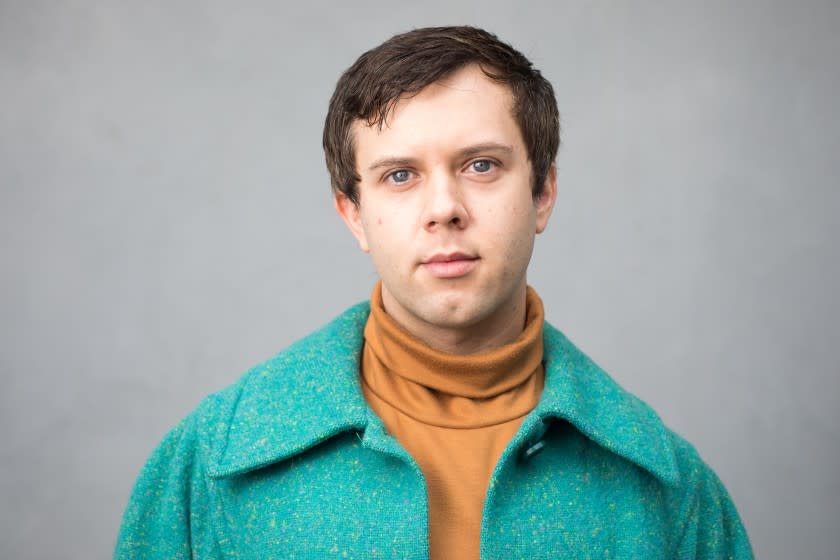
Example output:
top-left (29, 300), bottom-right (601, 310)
top-left (351, 64), bottom-right (525, 164)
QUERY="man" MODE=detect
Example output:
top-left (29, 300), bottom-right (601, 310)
top-left (115, 26), bottom-right (753, 559)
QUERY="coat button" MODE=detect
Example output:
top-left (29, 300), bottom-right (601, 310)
top-left (519, 439), bottom-right (546, 462)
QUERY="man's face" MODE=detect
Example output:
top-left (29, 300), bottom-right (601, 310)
top-left (336, 64), bottom-right (556, 339)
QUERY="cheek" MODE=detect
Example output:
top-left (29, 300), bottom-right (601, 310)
top-left (495, 207), bottom-right (537, 266)
top-left (363, 215), bottom-right (403, 266)
top-left (360, 208), bottom-right (384, 238)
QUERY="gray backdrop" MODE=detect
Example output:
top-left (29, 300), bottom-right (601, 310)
top-left (2, 1), bottom-right (838, 558)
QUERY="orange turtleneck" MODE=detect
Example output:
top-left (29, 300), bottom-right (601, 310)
top-left (360, 282), bottom-right (545, 560)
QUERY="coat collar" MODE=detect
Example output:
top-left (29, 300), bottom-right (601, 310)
top-left (534, 322), bottom-right (680, 486)
top-left (208, 301), bottom-right (679, 486)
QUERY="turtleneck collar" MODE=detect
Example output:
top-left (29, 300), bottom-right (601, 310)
top-left (361, 281), bottom-right (545, 428)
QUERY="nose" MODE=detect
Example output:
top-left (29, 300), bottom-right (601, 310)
top-left (423, 170), bottom-right (469, 232)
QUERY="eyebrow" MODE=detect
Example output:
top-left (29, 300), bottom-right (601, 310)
top-left (456, 142), bottom-right (514, 159)
top-left (366, 142), bottom-right (514, 172)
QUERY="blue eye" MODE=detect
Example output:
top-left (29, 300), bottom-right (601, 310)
top-left (470, 160), bottom-right (494, 173)
top-left (388, 170), bottom-right (412, 183)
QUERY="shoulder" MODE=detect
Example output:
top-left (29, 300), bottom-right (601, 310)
top-left (115, 302), bottom-right (371, 560)
top-left (190, 300), bottom-right (369, 420)
top-left (541, 321), bottom-right (752, 552)
top-left (663, 429), bottom-right (754, 557)
top-left (160, 301), bottom-right (371, 476)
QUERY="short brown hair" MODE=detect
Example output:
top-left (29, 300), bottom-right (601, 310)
top-left (323, 26), bottom-right (560, 205)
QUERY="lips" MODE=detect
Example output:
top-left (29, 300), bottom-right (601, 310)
top-left (421, 252), bottom-right (479, 278)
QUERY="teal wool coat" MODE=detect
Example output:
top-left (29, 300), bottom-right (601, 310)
top-left (115, 302), bottom-right (753, 559)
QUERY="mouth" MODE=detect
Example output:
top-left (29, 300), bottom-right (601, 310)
top-left (421, 252), bottom-right (479, 279)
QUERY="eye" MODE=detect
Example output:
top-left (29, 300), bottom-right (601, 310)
top-left (468, 159), bottom-right (495, 173)
top-left (386, 169), bottom-right (413, 184)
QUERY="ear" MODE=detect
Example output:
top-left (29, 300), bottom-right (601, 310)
top-left (535, 164), bottom-right (557, 234)
top-left (334, 192), bottom-right (370, 253)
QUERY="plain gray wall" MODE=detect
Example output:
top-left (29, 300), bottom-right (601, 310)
top-left (2, 1), bottom-right (838, 558)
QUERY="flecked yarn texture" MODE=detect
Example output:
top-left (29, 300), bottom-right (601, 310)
top-left (114, 301), bottom-right (754, 559)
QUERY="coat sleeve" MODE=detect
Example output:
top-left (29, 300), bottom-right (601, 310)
top-left (113, 410), bottom-right (224, 559)
top-left (673, 459), bottom-right (754, 560)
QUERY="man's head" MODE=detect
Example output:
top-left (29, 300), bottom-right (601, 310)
top-left (323, 26), bottom-right (560, 206)
top-left (325, 27), bottom-right (560, 352)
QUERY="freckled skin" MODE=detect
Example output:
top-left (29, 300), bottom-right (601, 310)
top-left (336, 64), bottom-right (557, 354)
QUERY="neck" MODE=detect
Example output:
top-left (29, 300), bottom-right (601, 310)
top-left (379, 282), bottom-right (529, 355)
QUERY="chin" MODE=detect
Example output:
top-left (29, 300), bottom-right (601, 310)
top-left (416, 297), bottom-right (491, 329)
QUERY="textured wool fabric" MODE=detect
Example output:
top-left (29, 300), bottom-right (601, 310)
top-left (114, 300), bottom-right (754, 559)
top-left (361, 282), bottom-right (545, 559)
